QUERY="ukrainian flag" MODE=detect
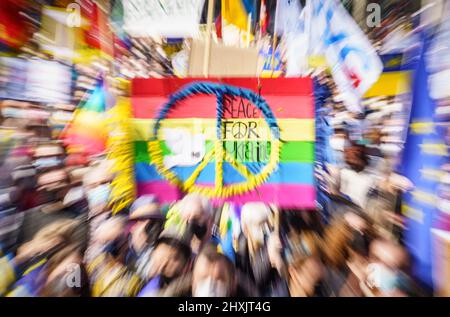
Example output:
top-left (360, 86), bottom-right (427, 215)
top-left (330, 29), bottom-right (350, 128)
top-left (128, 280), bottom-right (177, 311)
top-left (222, 0), bottom-right (255, 31)
top-left (222, 0), bottom-right (256, 45)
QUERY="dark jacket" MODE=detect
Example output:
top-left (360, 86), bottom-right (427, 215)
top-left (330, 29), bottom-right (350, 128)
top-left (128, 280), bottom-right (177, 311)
top-left (235, 234), bottom-right (289, 297)
top-left (158, 272), bottom-right (257, 297)
top-left (17, 203), bottom-right (89, 251)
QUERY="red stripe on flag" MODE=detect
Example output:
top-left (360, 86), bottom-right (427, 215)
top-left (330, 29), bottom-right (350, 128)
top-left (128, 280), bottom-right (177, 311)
top-left (132, 78), bottom-right (313, 97)
top-left (132, 95), bottom-right (314, 119)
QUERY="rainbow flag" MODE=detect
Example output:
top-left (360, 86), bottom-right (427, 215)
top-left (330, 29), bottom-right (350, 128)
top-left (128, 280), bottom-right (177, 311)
top-left (62, 79), bottom-right (108, 155)
top-left (131, 78), bottom-right (316, 208)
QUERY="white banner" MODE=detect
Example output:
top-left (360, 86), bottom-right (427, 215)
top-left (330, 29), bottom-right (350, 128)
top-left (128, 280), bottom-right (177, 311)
top-left (274, 0), bottom-right (302, 36)
top-left (123, 0), bottom-right (205, 38)
top-left (26, 59), bottom-right (72, 104)
top-left (308, 0), bottom-right (383, 113)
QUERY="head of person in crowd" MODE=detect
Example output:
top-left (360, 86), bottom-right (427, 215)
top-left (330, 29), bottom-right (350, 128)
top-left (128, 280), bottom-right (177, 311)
top-left (344, 142), bottom-right (369, 173)
top-left (298, 210), bottom-right (324, 234)
top-left (33, 143), bottom-right (65, 172)
top-left (240, 202), bottom-right (273, 257)
top-left (27, 121), bottom-right (53, 142)
top-left (342, 211), bottom-right (375, 281)
top-left (82, 160), bottom-right (114, 216)
top-left (14, 228), bottom-right (61, 265)
top-left (39, 244), bottom-right (89, 297)
top-left (289, 257), bottom-right (324, 297)
top-left (330, 127), bottom-right (350, 153)
top-left (383, 172), bottom-right (414, 195)
top-left (320, 217), bottom-right (353, 270)
top-left (12, 218), bottom-right (83, 285)
top-left (146, 237), bottom-right (191, 288)
top-left (12, 162), bottom-right (36, 193)
top-left (285, 227), bottom-right (321, 263)
top-left (36, 168), bottom-right (70, 208)
top-left (129, 195), bottom-right (165, 252)
top-left (365, 128), bottom-right (382, 147)
top-left (287, 231), bottom-right (323, 297)
top-left (62, 167), bottom-right (90, 212)
top-left (344, 211), bottom-right (374, 241)
top-left (363, 238), bottom-right (414, 296)
top-left (179, 193), bottom-right (213, 247)
top-left (0, 155), bottom-right (34, 209)
top-left (32, 218), bottom-right (82, 251)
top-left (92, 216), bottom-right (128, 260)
top-left (192, 244), bottom-right (237, 297)
top-left (0, 100), bottom-right (31, 128)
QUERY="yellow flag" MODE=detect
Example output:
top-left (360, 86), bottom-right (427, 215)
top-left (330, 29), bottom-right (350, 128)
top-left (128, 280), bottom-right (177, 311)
top-left (222, 0), bottom-right (249, 31)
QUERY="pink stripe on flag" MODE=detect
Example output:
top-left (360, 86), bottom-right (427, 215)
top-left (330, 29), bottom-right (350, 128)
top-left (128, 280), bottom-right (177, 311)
top-left (137, 181), bottom-right (183, 202)
top-left (137, 181), bottom-right (316, 208)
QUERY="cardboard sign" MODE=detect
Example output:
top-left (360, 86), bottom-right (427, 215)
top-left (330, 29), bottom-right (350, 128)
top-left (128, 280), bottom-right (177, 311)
top-left (188, 39), bottom-right (261, 77)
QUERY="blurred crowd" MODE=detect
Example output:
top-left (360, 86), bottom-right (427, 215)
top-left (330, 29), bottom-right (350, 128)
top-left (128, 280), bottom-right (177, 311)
top-left (0, 97), bottom-right (425, 296)
top-left (0, 0), bottom-right (448, 299)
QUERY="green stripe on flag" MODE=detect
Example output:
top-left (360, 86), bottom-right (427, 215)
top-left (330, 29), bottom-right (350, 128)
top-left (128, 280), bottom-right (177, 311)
top-left (134, 141), bottom-right (314, 163)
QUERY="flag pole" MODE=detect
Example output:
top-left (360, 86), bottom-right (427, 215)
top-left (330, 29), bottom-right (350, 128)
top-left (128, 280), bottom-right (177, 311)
top-left (246, 13), bottom-right (252, 48)
top-left (258, 0), bottom-right (266, 42)
top-left (270, 36), bottom-right (278, 77)
top-left (271, 1), bottom-right (279, 78)
top-left (203, 0), bottom-right (215, 78)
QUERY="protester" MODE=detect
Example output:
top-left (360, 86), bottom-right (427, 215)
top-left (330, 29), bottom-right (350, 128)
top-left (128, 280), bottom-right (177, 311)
top-left (126, 195), bottom-right (165, 280)
top-left (0, 218), bottom-right (83, 296)
top-left (17, 165), bottom-right (88, 250)
top-left (236, 202), bottom-right (289, 296)
top-left (82, 161), bottom-right (114, 262)
top-left (287, 231), bottom-right (325, 297)
top-left (138, 237), bottom-right (191, 297)
top-left (361, 239), bottom-right (421, 297)
top-left (165, 193), bottom-right (214, 256)
top-left (82, 160), bottom-right (114, 220)
top-left (0, 135), bottom-right (427, 298)
top-left (85, 216), bottom-right (143, 297)
top-left (158, 243), bottom-right (239, 297)
top-left (38, 244), bottom-right (90, 297)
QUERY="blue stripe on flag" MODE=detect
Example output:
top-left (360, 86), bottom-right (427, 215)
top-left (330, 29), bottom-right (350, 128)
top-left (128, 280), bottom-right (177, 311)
top-left (135, 162), bottom-right (314, 185)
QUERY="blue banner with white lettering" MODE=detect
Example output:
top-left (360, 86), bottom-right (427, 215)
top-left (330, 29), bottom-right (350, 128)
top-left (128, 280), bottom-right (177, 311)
top-left (400, 32), bottom-right (447, 290)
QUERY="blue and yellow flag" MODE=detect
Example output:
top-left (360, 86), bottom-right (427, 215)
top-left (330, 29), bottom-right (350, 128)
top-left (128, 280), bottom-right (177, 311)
top-left (221, 0), bottom-right (256, 45)
top-left (400, 32), bottom-right (448, 290)
top-left (222, 0), bottom-right (255, 31)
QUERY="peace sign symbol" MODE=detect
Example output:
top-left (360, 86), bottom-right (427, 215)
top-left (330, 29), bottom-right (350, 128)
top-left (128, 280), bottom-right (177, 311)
top-left (231, 121), bottom-right (248, 139)
top-left (148, 82), bottom-right (281, 199)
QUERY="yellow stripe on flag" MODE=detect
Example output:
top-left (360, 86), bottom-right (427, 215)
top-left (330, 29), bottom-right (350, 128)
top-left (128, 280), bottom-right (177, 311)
top-left (402, 204), bottom-right (424, 224)
top-left (410, 121), bottom-right (435, 135)
top-left (130, 118), bottom-right (315, 142)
